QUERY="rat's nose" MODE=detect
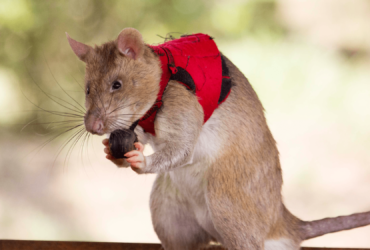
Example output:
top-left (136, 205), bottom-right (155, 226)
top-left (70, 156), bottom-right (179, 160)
top-left (92, 119), bottom-right (104, 134)
top-left (85, 115), bottom-right (105, 135)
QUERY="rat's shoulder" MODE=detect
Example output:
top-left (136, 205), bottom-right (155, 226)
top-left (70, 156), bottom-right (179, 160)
top-left (157, 80), bottom-right (204, 126)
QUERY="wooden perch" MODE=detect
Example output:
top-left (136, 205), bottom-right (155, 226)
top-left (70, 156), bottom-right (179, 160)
top-left (0, 240), bottom-right (369, 250)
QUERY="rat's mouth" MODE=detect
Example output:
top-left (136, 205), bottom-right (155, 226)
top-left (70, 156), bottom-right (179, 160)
top-left (103, 118), bottom-right (140, 135)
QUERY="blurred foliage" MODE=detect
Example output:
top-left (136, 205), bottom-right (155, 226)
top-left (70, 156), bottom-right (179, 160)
top-left (0, 0), bottom-right (284, 133)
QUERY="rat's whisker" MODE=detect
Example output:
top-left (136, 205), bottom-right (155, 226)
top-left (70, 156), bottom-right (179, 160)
top-left (63, 128), bottom-right (87, 170)
top-left (107, 114), bottom-right (147, 120)
top-left (107, 120), bottom-right (131, 129)
top-left (26, 123), bottom-right (84, 161)
top-left (24, 64), bottom-right (85, 115)
top-left (88, 84), bottom-right (103, 112)
top-left (107, 92), bottom-right (114, 114)
top-left (50, 127), bottom-right (85, 171)
top-left (46, 122), bottom-right (85, 131)
top-left (71, 74), bottom-right (85, 91)
top-left (95, 84), bottom-right (108, 117)
top-left (48, 93), bottom-right (85, 114)
top-left (80, 130), bottom-right (91, 167)
top-left (33, 108), bottom-right (85, 118)
top-left (21, 90), bottom-right (84, 119)
top-left (107, 120), bottom-right (131, 131)
top-left (83, 132), bottom-right (93, 169)
top-left (107, 89), bottom-right (159, 115)
top-left (20, 118), bottom-right (41, 133)
top-left (45, 58), bottom-right (86, 113)
top-left (21, 119), bottom-right (83, 130)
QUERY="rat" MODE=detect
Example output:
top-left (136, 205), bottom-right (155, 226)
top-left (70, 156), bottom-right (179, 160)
top-left (66, 28), bottom-right (370, 250)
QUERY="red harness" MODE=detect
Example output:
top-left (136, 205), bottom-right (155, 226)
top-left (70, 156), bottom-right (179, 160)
top-left (138, 34), bottom-right (230, 135)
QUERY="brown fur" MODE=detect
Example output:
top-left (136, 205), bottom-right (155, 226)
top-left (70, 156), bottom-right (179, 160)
top-left (67, 28), bottom-right (370, 250)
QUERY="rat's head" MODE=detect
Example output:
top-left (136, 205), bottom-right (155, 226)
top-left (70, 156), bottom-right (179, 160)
top-left (67, 28), bottom-right (161, 135)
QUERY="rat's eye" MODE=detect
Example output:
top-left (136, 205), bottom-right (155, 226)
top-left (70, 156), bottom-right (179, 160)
top-left (86, 86), bottom-right (90, 95)
top-left (112, 81), bottom-right (122, 90)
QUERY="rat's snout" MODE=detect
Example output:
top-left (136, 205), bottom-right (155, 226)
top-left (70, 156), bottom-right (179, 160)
top-left (84, 111), bottom-right (105, 135)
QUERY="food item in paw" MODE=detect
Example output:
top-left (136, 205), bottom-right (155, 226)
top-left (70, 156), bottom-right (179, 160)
top-left (109, 129), bottom-right (138, 159)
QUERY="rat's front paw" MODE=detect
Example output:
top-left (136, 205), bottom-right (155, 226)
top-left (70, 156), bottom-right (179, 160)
top-left (102, 139), bottom-right (130, 168)
top-left (125, 142), bottom-right (146, 174)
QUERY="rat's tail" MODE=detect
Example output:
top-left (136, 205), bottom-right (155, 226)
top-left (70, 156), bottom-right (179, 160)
top-left (300, 211), bottom-right (370, 240)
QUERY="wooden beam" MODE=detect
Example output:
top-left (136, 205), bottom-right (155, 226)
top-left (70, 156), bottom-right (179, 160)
top-left (0, 240), bottom-right (369, 250)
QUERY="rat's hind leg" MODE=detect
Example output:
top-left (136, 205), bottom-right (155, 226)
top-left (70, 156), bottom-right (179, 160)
top-left (205, 156), bottom-right (282, 250)
top-left (150, 174), bottom-right (212, 250)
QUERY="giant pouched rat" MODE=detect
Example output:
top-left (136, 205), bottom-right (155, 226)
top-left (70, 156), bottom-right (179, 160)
top-left (66, 28), bottom-right (370, 250)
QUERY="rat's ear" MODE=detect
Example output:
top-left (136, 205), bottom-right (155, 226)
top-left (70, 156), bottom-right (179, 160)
top-left (66, 32), bottom-right (92, 62)
top-left (116, 28), bottom-right (144, 60)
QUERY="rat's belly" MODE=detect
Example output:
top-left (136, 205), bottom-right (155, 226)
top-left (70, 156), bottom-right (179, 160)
top-left (170, 162), bottom-right (222, 241)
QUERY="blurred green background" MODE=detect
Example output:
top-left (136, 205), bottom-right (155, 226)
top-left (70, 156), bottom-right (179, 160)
top-left (0, 0), bottom-right (370, 247)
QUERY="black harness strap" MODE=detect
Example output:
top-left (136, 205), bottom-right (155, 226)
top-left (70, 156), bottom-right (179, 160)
top-left (218, 54), bottom-right (232, 104)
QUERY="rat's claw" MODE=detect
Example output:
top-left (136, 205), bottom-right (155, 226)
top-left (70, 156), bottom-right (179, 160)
top-left (104, 147), bottom-right (110, 154)
top-left (134, 142), bottom-right (144, 153)
top-left (102, 138), bottom-right (109, 146)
